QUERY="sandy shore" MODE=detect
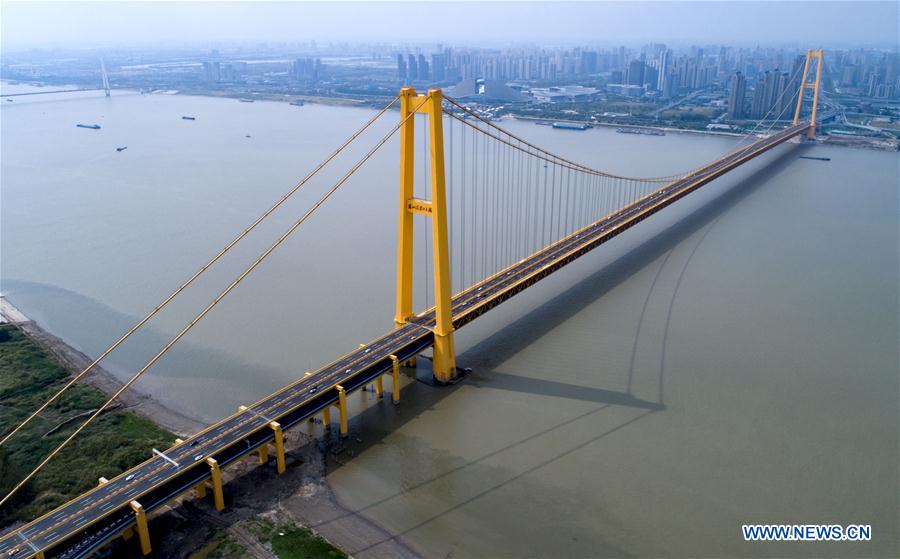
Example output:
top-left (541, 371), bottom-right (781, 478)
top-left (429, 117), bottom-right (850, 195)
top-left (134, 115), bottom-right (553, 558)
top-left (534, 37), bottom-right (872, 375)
top-left (0, 295), bottom-right (205, 437)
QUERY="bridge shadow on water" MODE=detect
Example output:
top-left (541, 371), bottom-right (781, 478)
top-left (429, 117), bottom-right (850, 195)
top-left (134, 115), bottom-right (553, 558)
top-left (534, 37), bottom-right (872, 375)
top-left (452, 141), bottom-right (806, 409)
top-left (305, 143), bottom-right (807, 555)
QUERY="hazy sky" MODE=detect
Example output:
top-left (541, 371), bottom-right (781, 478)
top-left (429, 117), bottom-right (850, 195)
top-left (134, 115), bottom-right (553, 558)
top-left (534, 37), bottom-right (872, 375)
top-left (2, 1), bottom-right (898, 50)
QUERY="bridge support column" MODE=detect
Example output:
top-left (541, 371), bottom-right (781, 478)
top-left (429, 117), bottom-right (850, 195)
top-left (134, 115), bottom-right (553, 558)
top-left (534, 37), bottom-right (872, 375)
top-left (375, 376), bottom-right (384, 399)
top-left (390, 355), bottom-right (401, 404)
top-left (322, 406), bottom-right (331, 430)
top-left (336, 385), bottom-right (348, 438)
top-left (269, 421), bottom-right (286, 474)
top-left (195, 481), bottom-right (207, 499)
top-left (206, 457), bottom-right (225, 511)
top-left (129, 500), bottom-right (152, 556)
top-left (258, 442), bottom-right (269, 464)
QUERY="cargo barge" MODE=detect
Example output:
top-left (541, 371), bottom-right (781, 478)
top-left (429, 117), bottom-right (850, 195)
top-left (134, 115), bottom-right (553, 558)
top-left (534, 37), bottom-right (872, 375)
top-left (552, 122), bottom-right (590, 130)
top-left (616, 127), bottom-right (665, 136)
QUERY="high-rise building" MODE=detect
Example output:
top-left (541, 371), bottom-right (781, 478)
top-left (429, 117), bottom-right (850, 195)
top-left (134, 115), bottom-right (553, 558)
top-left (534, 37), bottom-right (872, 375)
top-left (627, 58), bottom-right (645, 86)
top-left (780, 55), bottom-right (805, 116)
top-left (431, 53), bottom-right (446, 81)
top-left (202, 61), bottom-right (220, 83)
top-left (868, 72), bottom-right (880, 97)
top-left (418, 54), bottom-right (429, 80)
top-left (657, 49), bottom-right (671, 92)
top-left (397, 54), bottom-right (407, 82)
top-left (727, 71), bottom-right (746, 119)
top-left (750, 73), bottom-right (769, 119)
top-left (775, 71), bottom-right (792, 118)
top-left (841, 64), bottom-right (858, 87)
top-left (661, 70), bottom-right (678, 98)
top-left (581, 50), bottom-right (598, 75)
top-left (763, 69), bottom-right (783, 113)
top-left (407, 54), bottom-right (418, 80)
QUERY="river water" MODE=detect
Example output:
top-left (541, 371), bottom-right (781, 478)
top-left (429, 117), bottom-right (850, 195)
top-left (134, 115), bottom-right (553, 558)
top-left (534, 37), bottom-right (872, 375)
top-left (2, 84), bottom-right (897, 557)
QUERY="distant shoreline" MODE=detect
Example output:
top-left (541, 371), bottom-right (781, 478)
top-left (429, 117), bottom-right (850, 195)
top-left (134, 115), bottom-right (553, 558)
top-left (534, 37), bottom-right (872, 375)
top-left (4, 78), bottom-right (895, 151)
top-left (508, 114), bottom-right (900, 151)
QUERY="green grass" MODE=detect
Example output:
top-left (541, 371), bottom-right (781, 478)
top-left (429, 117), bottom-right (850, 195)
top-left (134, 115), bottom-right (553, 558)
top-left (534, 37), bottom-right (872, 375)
top-left (0, 323), bottom-right (175, 526)
top-left (188, 529), bottom-right (248, 559)
top-left (253, 519), bottom-right (346, 559)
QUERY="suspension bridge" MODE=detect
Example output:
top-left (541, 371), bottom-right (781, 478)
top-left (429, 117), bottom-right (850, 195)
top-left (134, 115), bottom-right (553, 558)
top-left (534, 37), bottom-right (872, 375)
top-left (0, 59), bottom-right (111, 98)
top-left (0, 50), bottom-right (827, 559)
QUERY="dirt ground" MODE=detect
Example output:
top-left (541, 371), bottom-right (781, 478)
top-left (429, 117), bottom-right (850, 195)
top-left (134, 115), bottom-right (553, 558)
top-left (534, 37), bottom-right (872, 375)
top-left (108, 428), bottom-right (421, 559)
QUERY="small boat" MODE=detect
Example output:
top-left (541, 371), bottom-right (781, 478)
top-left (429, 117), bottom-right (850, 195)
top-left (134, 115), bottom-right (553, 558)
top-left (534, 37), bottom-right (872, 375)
top-left (239, 99), bottom-right (254, 103)
top-left (181, 116), bottom-right (196, 120)
top-left (289, 100), bottom-right (304, 107)
top-left (5, 99), bottom-right (12, 102)
top-left (799, 155), bottom-right (830, 161)
top-left (245, 135), bottom-right (251, 138)
top-left (116, 146), bottom-right (128, 152)
top-left (76, 124), bottom-right (101, 129)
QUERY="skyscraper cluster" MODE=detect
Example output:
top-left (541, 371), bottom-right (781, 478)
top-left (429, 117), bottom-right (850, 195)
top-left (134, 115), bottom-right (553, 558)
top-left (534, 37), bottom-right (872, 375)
top-left (395, 44), bottom-right (724, 99)
top-left (835, 50), bottom-right (899, 99)
top-left (292, 58), bottom-right (323, 81)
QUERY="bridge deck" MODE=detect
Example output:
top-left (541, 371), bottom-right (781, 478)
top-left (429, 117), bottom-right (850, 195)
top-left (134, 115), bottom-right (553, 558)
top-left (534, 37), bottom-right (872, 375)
top-left (0, 121), bottom-right (810, 559)
top-left (0, 89), bottom-right (107, 97)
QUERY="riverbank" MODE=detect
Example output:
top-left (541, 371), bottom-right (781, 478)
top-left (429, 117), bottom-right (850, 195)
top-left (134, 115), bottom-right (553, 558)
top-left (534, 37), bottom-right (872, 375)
top-left (0, 318), bottom-right (175, 527)
top-left (139, 424), bottom-right (422, 559)
top-left (1, 296), bottom-right (204, 437)
top-left (174, 88), bottom-right (386, 109)
top-left (509, 114), bottom-right (900, 150)
top-left (0, 296), bottom-right (420, 558)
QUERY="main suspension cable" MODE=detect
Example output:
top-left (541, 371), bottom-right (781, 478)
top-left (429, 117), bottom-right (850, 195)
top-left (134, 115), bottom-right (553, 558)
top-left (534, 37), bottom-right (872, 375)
top-left (0, 95), bottom-right (400, 448)
top-left (443, 96), bottom-right (683, 183)
top-left (0, 95), bottom-right (427, 509)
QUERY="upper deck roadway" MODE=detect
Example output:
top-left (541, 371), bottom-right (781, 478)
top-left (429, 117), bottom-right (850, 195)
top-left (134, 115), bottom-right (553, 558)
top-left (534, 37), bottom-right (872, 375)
top-left (0, 88), bottom-right (108, 98)
top-left (0, 119), bottom-right (816, 559)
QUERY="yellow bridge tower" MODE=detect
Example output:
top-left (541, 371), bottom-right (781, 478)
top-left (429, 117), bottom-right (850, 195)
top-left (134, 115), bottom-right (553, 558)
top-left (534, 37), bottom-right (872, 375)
top-left (395, 87), bottom-right (457, 383)
top-left (793, 48), bottom-right (824, 139)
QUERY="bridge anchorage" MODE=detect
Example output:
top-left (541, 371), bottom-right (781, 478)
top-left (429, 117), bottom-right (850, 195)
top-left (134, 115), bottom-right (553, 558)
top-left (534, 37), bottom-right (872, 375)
top-left (0, 50), bottom-right (827, 559)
